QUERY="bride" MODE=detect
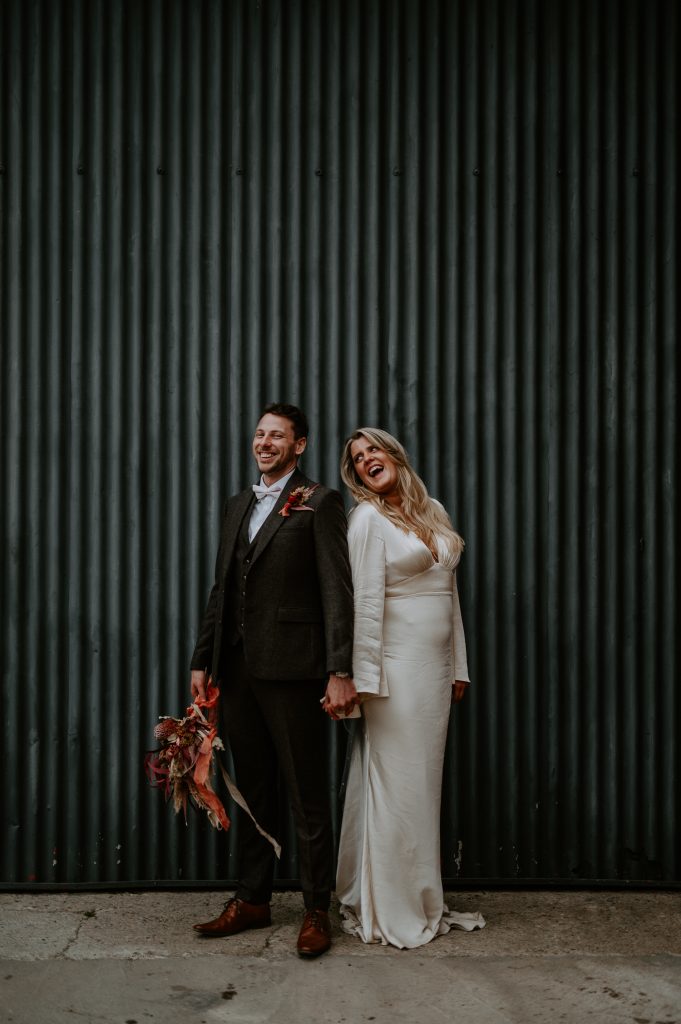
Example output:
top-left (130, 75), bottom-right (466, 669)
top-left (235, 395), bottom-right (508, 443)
top-left (331, 428), bottom-right (485, 948)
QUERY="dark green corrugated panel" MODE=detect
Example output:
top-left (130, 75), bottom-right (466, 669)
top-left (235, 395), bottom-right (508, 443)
top-left (1, 0), bottom-right (678, 887)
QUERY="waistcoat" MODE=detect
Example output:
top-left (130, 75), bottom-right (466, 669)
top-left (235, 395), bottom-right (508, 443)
top-left (224, 500), bottom-right (258, 646)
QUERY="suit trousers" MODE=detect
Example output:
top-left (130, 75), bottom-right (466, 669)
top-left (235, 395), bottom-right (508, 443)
top-left (220, 643), bottom-right (333, 911)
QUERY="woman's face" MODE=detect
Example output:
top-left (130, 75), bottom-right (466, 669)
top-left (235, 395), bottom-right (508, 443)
top-left (350, 436), bottom-right (400, 499)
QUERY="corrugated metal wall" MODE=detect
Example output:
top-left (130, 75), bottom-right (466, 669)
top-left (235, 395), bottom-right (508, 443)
top-left (1, 0), bottom-right (678, 887)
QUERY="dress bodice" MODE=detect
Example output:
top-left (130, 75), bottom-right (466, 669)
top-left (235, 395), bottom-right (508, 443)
top-left (374, 512), bottom-right (461, 597)
top-left (347, 501), bottom-right (469, 696)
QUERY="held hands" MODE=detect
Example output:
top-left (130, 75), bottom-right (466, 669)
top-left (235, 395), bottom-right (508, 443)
top-left (192, 669), bottom-right (359, 718)
top-left (452, 680), bottom-right (469, 704)
top-left (323, 674), bottom-right (359, 720)
top-left (190, 670), bottom-right (207, 702)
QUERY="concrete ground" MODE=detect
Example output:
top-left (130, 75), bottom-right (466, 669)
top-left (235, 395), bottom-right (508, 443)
top-left (1, 889), bottom-right (679, 1024)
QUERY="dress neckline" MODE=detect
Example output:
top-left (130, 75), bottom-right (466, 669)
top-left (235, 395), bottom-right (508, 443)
top-left (371, 506), bottom-right (443, 565)
top-left (407, 528), bottom-right (439, 564)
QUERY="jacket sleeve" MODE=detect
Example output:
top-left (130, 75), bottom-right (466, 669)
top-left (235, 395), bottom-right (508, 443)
top-left (451, 569), bottom-right (470, 683)
top-left (312, 489), bottom-right (354, 675)
top-left (189, 501), bottom-right (227, 672)
top-left (347, 505), bottom-right (387, 696)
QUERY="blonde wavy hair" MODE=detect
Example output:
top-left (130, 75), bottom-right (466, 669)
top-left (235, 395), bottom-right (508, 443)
top-left (340, 427), bottom-right (464, 560)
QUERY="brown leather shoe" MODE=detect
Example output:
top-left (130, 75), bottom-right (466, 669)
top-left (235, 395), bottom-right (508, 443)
top-left (193, 897), bottom-right (271, 937)
top-left (296, 909), bottom-right (332, 958)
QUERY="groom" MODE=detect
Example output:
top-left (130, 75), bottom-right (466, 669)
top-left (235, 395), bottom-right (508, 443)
top-left (190, 403), bottom-right (357, 957)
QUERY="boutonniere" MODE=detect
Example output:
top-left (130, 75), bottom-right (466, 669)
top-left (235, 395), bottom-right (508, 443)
top-left (279, 484), bottom-right (319, 517)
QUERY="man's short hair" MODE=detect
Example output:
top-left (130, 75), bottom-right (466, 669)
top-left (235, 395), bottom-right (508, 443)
top-left (260, 403), bottom-right (309, 441)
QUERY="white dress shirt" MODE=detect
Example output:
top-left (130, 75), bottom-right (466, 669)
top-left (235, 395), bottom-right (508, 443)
top-left (248, 467), bottom-right (296, 542)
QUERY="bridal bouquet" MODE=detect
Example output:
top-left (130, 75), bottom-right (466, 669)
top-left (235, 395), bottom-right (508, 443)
top-left (145, 682), bottom-right (231, 830)
top-left (145, 682), bottom-right (281, 856)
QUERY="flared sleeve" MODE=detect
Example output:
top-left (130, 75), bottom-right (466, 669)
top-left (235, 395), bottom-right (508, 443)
top-left (451, 570), bottom-right (470, 683)
top-left (347, 503), bottom-right (388, 697)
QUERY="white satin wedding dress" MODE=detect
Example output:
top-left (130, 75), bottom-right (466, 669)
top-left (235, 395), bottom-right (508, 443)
top-left (336, 501), bottom-right (485, 948)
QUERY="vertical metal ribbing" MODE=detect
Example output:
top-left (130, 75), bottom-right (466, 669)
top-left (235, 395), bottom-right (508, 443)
top-left (318, 4), bottom-right (341, 503)
top-left (1, 0), bottom-right (678, 888)
top-left (658, 0), bottom-right (679, 880)
top-left (439, 0), bottom-right (463, 875)
top-left (384, 0), bottom-right (402, 430)
top-left (621, 0), bottom-right (642, 881)
top-left (399, 0), bottom-right (420, 457)
top-left (515, 0), bottom-right (540, 881)
top-left (281, 2), bottom-right (301, 427)
top-left (227, 2), bottom-right (245, 495)
top-left (640, 0), bottom-right (661, 879)
top-left (336, 0), bottom-right (357, 440)
top-left (538, 0), bottom-right (561, 882)
top-left (480, 0), bottom-right (503, 878)
top-left (599, 0), bottom-right (621, 881)
top-left (177, 0), bottom-right (203, 881)
top-left (440, 0), bottom-right (462, 511)
top-left (6, 4), bottom-right (27, 884)
top-left (357, 1), bottom-right (380, 432)
top-left (189, 0), bottom-right (225, 882)
top-left (322, 0), bottom-right (348, 821)
top-left (497, 0), bottom-right (520, 880)
top-left (244, 0), bottom-right (263, 434)
top-left (23, 0), bottom-right (40, 885)
top-left (162, 2), bottom-right (183, 825)
top-left (121, 0), bottom-right (143, 884)
top-left (456, 0), bottom-right (483, 876)
top-left (64, 0), bottom-right (86, 884)
top-left (141, 0), bottom-right (165, 881)
top-left (419, 0), bottom-right (440, 494)
top-left (582, 0), bottom-right (603, 878)
top-left (639, 0), bottom-right (662, 879)
top-left (41, 0), bottom-right (67, 885)
top-left (21, 0), bottom-right (40, 882)
top-left (264, 1), bottom-right (283, 413)
top-left (154, 0), bottom-right (180, 882)
top-left (102, 0), bottom-right (124, 883)
top-left (302, 3), bottom-right (321, 465)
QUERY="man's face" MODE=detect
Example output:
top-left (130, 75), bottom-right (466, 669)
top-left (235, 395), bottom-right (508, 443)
top-left (252, 413), bottom-right (307, 483)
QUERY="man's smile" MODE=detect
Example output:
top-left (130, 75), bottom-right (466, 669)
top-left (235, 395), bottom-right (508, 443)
top-left (252, 411), bottom-right (307, 485)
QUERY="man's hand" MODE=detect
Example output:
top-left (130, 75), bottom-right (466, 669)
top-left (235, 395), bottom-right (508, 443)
top-left (323, 674), bottom-right (359, 720)
top-left (452, 680), bottom-right (469, 704)
top-left (191, 669), bottom-right (207, 702)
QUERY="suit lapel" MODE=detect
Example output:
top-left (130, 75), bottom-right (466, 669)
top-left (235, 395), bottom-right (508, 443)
top-left (222, 488), bottom-right (255, 567)
top-left (249, 467), bottom-right (308, 567)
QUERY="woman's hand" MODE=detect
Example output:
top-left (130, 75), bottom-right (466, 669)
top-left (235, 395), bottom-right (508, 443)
top-left (452, 680), bottom-right (469, 704)
top-left (324, 675), bottom-right (359, 719)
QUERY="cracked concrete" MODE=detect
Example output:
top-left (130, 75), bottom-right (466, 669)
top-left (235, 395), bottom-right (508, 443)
top-left (1, 890), bottom-right (680, 1022)
top-left (60, 913), bottom-right (92, 960)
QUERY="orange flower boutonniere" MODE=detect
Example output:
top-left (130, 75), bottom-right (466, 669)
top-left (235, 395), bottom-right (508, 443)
top-left (279, 484), bottom-right (319, 517)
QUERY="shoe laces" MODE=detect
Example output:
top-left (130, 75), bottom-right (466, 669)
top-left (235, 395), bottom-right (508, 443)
top-left (306, 909), bottom-right (327, 927)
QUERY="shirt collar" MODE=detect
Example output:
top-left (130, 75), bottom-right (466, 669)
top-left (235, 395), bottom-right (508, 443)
top-left (256, 466), bottom-right (296, 493)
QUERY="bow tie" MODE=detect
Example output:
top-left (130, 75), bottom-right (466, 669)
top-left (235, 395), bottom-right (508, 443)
top-left (252, 482), bottom-right (284, 501)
